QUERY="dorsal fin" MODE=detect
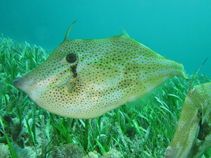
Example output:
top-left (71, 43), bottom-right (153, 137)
top-left (188, 57), bottom-right (209, 92)
top-left (63, 20), bottom-right (77, 42)
top-left (120, 28), bottom-right (130, 37)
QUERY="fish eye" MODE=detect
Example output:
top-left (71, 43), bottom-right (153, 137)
top-left (66, 53), bottom-right (76, 63)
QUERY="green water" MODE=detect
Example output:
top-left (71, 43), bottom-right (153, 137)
top-left (0, 0), bottom-right (210, 76)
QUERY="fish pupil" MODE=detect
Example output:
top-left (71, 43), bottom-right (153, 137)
top-left (66, 53), bottom-right (76, 63)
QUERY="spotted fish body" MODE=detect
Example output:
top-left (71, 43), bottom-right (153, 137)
top-left (13, 22), bottom-right (187, 119)
top-left (165, 82), bottom-right (211, 158)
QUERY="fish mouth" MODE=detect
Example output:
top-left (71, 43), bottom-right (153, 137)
top-left (13, 76), bottom-right (25, 89)
top-left (165, 146), bottom-right (175, 158)
top-left (13, 75), bottom-right (34, 94)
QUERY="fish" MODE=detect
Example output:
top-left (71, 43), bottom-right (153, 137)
top-left (165, 59), bottom-right (211, 158)
top-left (13, 21), bottom-right (187, 119)
top-left (165, 82), bottom-right (211, 158)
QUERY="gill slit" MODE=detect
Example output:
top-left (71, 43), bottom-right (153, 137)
top-left (57, 75), bottom-right (72, 88)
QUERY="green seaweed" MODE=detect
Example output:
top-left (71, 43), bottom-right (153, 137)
top-left (0, 116), bottom-right (18, 158)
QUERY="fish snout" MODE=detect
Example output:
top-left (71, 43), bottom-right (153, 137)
top-left (165, 146), bottom-right (175, 158)
top-left (13, 76), bottom-right (24, 89)
top-left (13, 75), bottom-right (34, 94)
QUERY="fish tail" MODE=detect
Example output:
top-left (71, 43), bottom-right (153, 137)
top-left (170, 60), bottom-right (189, 80)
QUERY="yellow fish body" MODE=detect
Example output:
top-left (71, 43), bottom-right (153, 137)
top-left (165, 82), bottom-right (211, 158)
top-left (13, 22), bottom-right (187, 119)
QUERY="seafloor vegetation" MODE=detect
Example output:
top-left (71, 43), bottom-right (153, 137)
top-left (0, 36), bottom-right (210, 158)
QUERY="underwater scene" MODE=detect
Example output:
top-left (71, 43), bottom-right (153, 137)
top-left (0, 1), bottom-right (211, 158)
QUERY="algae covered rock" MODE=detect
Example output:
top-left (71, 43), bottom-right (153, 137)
top-left (0, 143), bottom-right (11, 158)
top-left (102, 149), bottom-right (123, 158)
top-left (49, 143), bottom-right (84, 158)
top-left (84, 149), bottom-right (122, 158)
top-left (84, 151), bottom-right (99, 158)
top-left (12, 143), bottom-right (36, 158)
top-left (0, 143), bottom-right (35, 158)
